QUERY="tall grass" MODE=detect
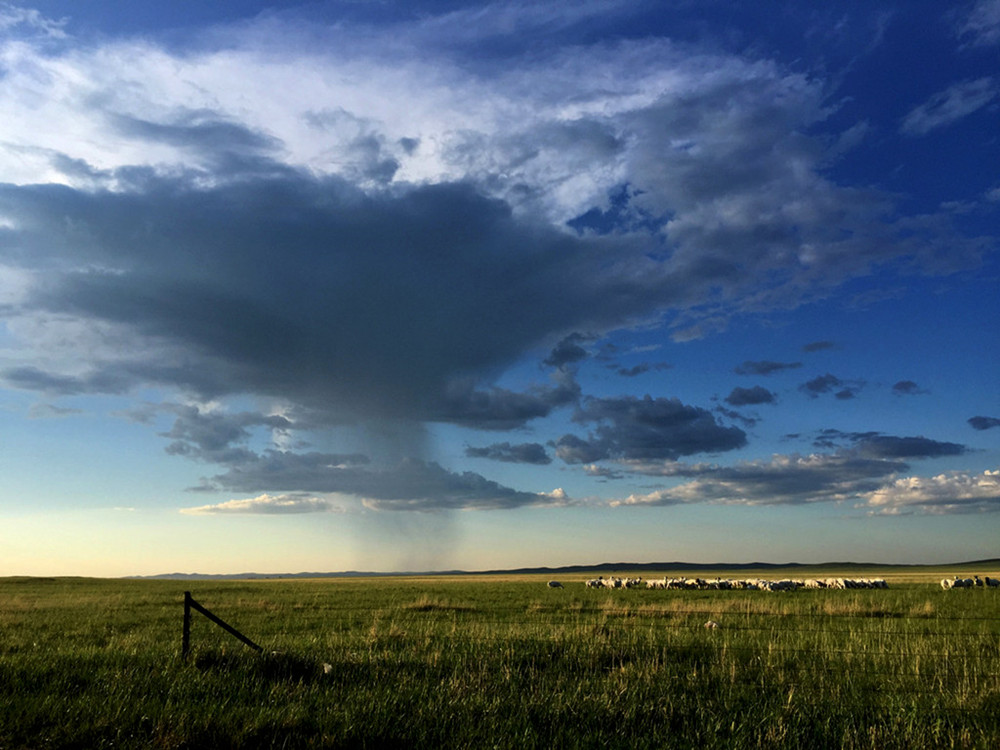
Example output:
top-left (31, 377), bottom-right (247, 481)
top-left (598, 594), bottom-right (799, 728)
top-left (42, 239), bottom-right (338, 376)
top-left (1, 574), bottom-right (998, 748)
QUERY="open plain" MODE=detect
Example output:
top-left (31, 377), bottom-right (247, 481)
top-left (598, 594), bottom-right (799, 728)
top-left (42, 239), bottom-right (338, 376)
top-left (2, 564), bottom-right (999, 749)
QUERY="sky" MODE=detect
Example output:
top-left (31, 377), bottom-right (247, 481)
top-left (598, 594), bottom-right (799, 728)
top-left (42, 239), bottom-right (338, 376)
top-left (0, 0), bottom-right (997, 577)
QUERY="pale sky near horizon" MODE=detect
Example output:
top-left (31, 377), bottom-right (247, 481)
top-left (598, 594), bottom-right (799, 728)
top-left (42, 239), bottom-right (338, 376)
top-left (0, 0), bottom-right (997, 577)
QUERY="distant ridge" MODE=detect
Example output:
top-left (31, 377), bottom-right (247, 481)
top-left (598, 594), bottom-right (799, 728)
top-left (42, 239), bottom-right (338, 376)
top-left (128, 558), bottom-right (1000, 581)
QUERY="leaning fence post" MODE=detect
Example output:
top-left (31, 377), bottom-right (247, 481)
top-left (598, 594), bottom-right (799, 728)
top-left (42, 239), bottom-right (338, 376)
top-left (182, 591), bottom-right (192, 659)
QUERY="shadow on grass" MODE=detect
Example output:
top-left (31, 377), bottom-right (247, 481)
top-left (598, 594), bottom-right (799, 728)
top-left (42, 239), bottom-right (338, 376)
top-left (191, 649), bottom-right (326, 683)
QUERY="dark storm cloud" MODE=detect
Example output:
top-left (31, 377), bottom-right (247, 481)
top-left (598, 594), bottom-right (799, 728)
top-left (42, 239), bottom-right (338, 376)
top-left (435, 379), bottom-right (578, 431)
top-left (969, 416), bottom-right (1000, 430)
top-left (158, 403), bottom-right (557, 511)
top-left (724, 385), bottom-right (776, 406)
top-left (198, 451), bottom-right (559, 511)
top-left (465, 442), bottom-right (552, 465)
top-left (0, 169), bottom-right (651, 427)
top-left (0, 72), bottom-right (987, 434)
top-left (554, 395), bottom-right (746, 464)
top-left (733, 360), bottom-right (802, 376)
top-left (160, 405), bottom-right (295, 459)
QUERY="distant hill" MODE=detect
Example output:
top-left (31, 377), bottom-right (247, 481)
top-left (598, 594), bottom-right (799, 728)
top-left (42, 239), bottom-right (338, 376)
top-left (129, 558), bottom-right (1000, 581)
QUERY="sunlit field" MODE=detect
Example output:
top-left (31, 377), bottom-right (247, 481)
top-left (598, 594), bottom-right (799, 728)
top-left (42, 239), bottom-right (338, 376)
top-left (2, 565), bottom-right (999, 748)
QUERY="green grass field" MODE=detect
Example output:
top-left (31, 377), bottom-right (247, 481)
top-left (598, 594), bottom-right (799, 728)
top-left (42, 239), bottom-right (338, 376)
top-left (1, 567), bottom-right (999, 748)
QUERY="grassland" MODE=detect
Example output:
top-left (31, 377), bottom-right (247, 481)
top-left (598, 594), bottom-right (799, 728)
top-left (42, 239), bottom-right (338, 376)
top-left (1, 566), bottom-right (999, 748)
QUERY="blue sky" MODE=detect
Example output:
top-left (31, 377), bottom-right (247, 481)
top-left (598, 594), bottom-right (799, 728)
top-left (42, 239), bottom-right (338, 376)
top-left (0, 0), bottom-right (997, 576)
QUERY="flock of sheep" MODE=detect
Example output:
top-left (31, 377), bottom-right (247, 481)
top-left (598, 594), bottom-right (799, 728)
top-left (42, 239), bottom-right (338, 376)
top-left (940, 575), bottom-right (1000, 589)
top-left (579, 576), bottom-right (889, 591)
top-left (549, 574), bottom-right (1000, 592)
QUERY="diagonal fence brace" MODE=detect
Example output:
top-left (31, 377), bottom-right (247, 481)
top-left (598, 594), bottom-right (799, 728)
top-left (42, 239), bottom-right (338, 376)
top-left (182, 591), bottom-right (264, 659)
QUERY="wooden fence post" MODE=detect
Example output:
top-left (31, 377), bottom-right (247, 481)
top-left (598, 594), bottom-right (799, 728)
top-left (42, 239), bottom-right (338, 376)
top-left (182, 591), bottom-right (192, 659)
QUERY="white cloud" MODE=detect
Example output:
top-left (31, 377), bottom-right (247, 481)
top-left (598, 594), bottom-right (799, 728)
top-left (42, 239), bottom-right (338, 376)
top-left (180, 493), bottom-right (340, 515)
top-left (0, 6), bottom-right (848, 229)
top-left (959, 0), bottom-right (1000, 47)
top-left (862, 470), bottom-right (1000, 515)
top-left (540, 487), bottom-right (570, 504)
top-left (901, 77), bottom-right (998, 136)
top-left (0, 4), bottom-right (67, 38)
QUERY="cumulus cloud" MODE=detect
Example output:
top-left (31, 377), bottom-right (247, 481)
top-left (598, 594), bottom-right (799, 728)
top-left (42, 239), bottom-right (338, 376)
top-left (161, 405), bottom-right (294, 461)
top-left (616, 460), bottom-right (1000, 516)
top-left (608, 427), bottom-right (971, 509)
top-left (800, 374), bottom-right (863, 400)
top-left (724, 385), bottom-right (776, 406)
top-left (612, 452), bottom-right (906, 507)
top-left (809, 429), bottom-right (967, 459)
top-left (554, 395), bottom-right (746, 464)
top-left (180, 494), bottom-right (340, 515)
top-left (901, 78), bottom-right (999, 135)
top-left (863, 470), bottom-right (1000, 515)
top-left (969, 416), bottom-right (1000, 430)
